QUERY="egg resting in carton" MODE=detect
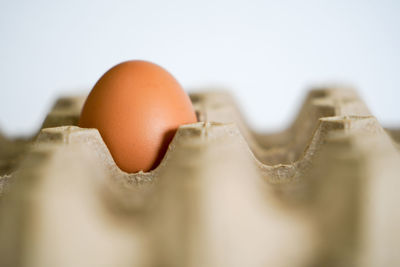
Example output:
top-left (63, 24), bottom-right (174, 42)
top-left (0, 87), bottom-right (399, 267)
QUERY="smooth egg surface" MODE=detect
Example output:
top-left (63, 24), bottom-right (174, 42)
top-left (78, 60), bottom-right (197, 173)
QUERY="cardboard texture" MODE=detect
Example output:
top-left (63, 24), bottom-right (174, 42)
top-left (0, 88), bottom-right (399, 267)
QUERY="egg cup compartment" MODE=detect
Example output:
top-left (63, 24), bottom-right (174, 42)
top-left (0, 88), bottom-right (400, 266)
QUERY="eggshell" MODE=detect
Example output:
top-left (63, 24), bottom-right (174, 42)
top-left (78, 60), bottom-right (197, 173)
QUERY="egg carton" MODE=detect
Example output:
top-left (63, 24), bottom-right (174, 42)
top-left (0, 87), bottom-right (399, 267)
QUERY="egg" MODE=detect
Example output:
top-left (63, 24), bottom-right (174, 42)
top-left (78, 60), bottom-right (197, 173)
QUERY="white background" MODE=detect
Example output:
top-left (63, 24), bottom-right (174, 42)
top-left (0, 0), bottom-right (399, 136)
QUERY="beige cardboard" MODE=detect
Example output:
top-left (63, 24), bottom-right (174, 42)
top-left (0, 88), bottom-right (399, 266)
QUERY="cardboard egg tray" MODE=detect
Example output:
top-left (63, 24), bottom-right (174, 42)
top-left (0, 87), bottom-right (399, 267)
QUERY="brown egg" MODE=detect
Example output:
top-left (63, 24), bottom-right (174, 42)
top-left (78, 60), bottom-right (197, 173)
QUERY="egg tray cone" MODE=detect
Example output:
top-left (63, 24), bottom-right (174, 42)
top-left (0, 87), bottom-right (399, 267)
